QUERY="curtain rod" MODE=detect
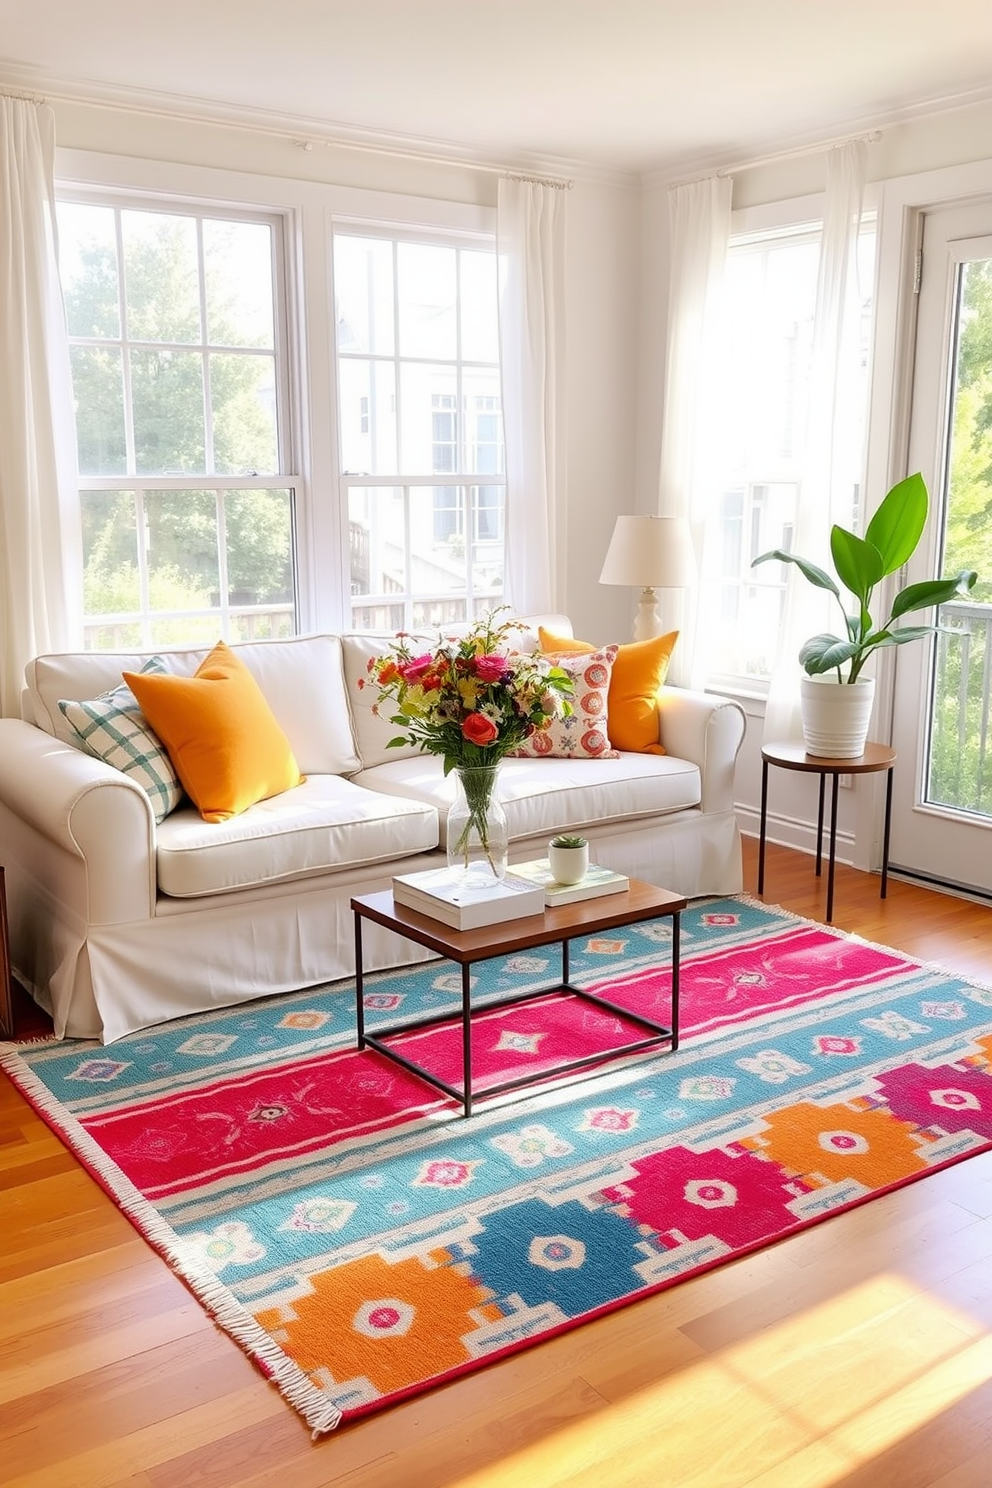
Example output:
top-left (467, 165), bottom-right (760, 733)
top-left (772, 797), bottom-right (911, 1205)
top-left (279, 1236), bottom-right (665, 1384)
top-left (296, 135), bottom-right (570, 187)
top-left (0, 88), bottom-right (46, 104)
top-left (716, 129), bottom-right (881, 179)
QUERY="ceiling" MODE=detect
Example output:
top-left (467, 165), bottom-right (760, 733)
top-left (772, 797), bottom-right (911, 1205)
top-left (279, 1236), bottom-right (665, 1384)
top-left (2, 0), bottom-right (992, 175)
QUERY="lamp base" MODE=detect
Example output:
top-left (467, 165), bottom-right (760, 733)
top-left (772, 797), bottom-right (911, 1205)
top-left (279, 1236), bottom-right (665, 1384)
top-left (634, 587), bottom-right (662, 642)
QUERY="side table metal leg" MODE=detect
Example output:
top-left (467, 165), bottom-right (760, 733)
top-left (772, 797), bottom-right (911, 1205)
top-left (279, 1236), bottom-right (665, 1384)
top-left (881, 766), bottom-right (893, 899)
top-left (354, 914), bottom-right (366, 1048)
top-left (815, 773), bottom-right (826, 876)
top-left (462, 962), bottom-right (473, 1118)
top-left (670, 911), bottom-right (681, 1050)
top-left (767, 755), bottom-right (773, 892)
top-left (826, 773), bottom-right (840, 921)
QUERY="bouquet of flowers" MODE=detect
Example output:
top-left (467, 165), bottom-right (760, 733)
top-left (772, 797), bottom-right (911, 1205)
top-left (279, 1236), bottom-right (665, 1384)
top-left (358, 609), bottom-right (574, 874)
top-left (359, 608), bottom-right (574, 772)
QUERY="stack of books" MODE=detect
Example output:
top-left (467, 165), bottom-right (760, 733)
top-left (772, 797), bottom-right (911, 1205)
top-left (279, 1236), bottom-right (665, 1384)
top-left (391, 867), bottom-right (546, 930)
top-left (508, 858), bottom-right (630, 906)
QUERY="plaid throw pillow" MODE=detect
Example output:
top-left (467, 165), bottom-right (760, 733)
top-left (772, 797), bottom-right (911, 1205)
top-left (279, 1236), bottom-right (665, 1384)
top-left (58, 658), bottom-right (184, 824)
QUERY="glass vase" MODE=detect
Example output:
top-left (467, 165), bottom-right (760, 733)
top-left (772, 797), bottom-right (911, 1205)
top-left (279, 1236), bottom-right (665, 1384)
top-left (446, 764), bottom-right (509, 888)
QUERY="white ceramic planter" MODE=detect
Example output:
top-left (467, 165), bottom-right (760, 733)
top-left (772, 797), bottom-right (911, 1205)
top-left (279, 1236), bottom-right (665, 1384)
top-left (800, 675), bottom-right (876, 759)
top-left (547, 840), bottom-right (589, 885)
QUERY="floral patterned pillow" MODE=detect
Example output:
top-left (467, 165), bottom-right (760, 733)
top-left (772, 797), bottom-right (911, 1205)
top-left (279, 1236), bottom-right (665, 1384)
top-left (512, 646), bottom-right (620, 759)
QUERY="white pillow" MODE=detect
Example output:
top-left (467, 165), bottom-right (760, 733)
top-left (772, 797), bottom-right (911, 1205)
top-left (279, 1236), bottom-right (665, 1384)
top-left (58, 657), bottom-right (184, 823)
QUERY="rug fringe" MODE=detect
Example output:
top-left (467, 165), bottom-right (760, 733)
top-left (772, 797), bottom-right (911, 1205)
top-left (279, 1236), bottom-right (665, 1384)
top-left (0, 1046), bottom-right (343, 1436)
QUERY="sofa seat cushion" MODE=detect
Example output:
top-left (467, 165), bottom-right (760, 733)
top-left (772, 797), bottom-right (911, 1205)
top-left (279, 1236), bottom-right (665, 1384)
top-left (354, 751), bottom-right (701, 848)
top-left (154, 775), bottom-right (439, 898)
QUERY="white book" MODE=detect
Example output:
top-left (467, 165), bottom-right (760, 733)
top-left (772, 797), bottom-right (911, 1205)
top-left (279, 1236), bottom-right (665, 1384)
top-left (508, 858), bottom-right (630, 906)
top-left (391, 867), bottom-right (546, 930)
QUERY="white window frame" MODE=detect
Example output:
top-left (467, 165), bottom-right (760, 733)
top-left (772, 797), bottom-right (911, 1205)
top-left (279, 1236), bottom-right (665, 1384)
top-left (330, 215), bottom-right (505, 632)
top-left (58, 183), bottom-right (299, 646)
top-left (54, 148), bottom-right (496, 639)
top-left (708, 188), bottom-right (879, 699)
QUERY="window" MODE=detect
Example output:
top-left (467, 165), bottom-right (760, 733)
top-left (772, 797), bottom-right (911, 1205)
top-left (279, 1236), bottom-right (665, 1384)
top-left (334, 229), bottom-right (505, 631)
top-left (57, 196), bottom-right (297, 649)
top-left (709, 217), bottom-right (875, 686)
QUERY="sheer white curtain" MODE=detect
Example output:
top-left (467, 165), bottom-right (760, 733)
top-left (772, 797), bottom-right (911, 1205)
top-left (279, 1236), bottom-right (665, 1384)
top-left (763, 140), bottom-right (868, 742)
top-left (658, 175), bottom-right (732, 688)
top-left (497, 175), bottom-right (566, 615)
top-left (0, 96), bottom-right (81, 717)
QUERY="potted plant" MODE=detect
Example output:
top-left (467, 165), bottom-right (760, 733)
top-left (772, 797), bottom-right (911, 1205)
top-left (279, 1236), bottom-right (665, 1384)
top-left (548, 834), bottom-right (589, 885)
top-left (752, 472), bottom-right (977, 757)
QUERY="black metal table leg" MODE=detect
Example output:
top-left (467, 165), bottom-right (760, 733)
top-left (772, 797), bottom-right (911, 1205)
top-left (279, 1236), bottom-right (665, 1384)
top-left (881, 766), bottom-right (893, 898)
top-left (758, 758), bottom-right (769, 895)
top-left (815, 773), bottom-right (826, 876)
top-left (826, 772), bottom-right (840, 921)
top-left (462, 962), bottom-right (473, 1118)
top-left (354, 913), bottom-right (365, 1048)
top-left (670, 910), bottom-right (681, 1050)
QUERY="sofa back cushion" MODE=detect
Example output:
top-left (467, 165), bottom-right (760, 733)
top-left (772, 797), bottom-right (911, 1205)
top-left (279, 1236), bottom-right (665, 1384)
top-left (25, 634), bottom-right (361, 777)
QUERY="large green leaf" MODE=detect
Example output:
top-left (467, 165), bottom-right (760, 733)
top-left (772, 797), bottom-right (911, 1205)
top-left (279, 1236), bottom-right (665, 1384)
top-left (863, 472), bottom-right (928, 575)
top-left (799, 633), bottom-right (858, 674)
top-left (830, 527), bottom-right (882, 607)
top-left (889, 569), bottom-right (977, 619)
top-left (752, 549), bottom-right (840, 598)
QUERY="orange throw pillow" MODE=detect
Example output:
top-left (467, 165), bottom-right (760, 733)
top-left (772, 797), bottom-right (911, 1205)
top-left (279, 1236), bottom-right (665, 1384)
top-left (538, 627), bottom-right (679, 754)
top-left (124, 641), bottom-right (304, 823)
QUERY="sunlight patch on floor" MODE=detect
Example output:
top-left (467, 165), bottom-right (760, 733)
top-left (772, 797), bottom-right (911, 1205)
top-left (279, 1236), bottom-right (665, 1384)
top-left (445, 1273), bottom-right (992, 1488)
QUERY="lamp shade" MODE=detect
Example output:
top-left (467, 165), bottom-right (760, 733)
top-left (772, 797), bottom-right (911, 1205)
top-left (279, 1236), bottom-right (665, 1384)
top-left (599, 515), bottom-right (696, 588)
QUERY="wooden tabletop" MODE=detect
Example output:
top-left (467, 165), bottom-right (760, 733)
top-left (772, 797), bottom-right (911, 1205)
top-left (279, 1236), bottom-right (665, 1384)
top-left (761, 741), bottom-right (897, 774)
top-left (352, 879), bottom-right (687, 964)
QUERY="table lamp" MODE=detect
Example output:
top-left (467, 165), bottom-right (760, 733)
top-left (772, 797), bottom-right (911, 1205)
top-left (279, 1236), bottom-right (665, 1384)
top-left (599, 514), bottom-right (696, 641)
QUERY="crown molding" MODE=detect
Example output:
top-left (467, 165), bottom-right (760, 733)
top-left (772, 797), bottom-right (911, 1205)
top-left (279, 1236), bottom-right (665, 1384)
top-left (639, 82), bottom-right (992, 190)
top-left (0, 59), bottom-right (636, 189)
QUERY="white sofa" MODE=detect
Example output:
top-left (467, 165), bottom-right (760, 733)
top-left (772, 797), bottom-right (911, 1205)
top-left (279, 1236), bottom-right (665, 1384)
top-left (0, 615), bottom-right (746, 1043)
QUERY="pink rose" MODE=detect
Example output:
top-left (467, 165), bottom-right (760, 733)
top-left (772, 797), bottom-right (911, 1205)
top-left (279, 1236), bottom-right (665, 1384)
top-left (462, 712), bottom-right (499, 746)
top-left (399, 654), bottom-right (433, 682)
top-left (473, 653), bottom-right (508, 683)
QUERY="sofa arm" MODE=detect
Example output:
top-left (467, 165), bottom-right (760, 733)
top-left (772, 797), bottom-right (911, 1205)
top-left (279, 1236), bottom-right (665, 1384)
top-left (0, 719), bottom-right (157, 925)
top-left (656, 688), bottom-right (746, 815)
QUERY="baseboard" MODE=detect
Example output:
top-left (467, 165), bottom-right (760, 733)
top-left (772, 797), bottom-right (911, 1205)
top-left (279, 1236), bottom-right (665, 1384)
top-left (735, 803), bottom-right (856, 865)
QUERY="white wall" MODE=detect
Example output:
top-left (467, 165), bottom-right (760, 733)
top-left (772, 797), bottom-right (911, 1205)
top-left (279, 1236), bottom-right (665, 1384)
top-left (637, 99), bottom-right (992, 868)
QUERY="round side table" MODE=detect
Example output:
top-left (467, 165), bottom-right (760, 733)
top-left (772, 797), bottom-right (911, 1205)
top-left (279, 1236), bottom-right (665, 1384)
top-left (758, 741), bottom-right (897, 922)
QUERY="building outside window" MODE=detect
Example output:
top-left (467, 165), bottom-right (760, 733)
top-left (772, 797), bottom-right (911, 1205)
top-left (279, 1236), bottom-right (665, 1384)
top-left (334, 229), bottom-right (505, 631)
top-left (57, 196), bottom-right (298, 649)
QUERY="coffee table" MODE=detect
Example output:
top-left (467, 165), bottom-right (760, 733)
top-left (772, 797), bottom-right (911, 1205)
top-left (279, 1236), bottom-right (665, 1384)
top-left (351, 879), bottom-right (686, 1117)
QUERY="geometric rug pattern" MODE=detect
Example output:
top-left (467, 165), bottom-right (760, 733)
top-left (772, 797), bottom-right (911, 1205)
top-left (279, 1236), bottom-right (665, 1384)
top-left (3, 896), bottom-right (992, 1433)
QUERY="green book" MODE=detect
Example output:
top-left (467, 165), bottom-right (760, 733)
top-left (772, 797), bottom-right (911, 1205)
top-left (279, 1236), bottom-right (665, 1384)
top-left (509, 857), bottom-right (629, 906)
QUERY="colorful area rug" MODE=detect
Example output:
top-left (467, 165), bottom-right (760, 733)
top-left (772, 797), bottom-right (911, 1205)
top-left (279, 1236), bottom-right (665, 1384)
top-left (4, 896), bottom-right (992, 1434)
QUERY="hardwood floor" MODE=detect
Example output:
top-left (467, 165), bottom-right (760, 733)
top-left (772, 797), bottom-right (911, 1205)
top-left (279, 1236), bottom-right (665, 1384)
top-left (2, 839), bottom-right (991, 1487)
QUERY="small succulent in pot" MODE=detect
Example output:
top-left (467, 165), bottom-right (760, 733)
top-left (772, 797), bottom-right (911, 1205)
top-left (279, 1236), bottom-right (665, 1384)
top-left (548, 834), bottom-right (590, 885)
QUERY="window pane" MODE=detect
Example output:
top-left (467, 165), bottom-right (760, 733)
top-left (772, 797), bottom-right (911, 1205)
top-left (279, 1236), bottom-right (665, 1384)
top-left (400, 362), bottom-right (457, 473)
top-left (210, 352), bottom-right (278, 474)
top-left (460, 249), bottom-right (499, 363)
top-left (70, 346), bottom-right (126, 474)
top-left (338, 358), bottom-right (397, 474)
top-left (463, 368), bottom-right (503, 473)
top-left (348, 485), bottom-right (406, 599)
top-left (81, 490), bottom-right (139, 622)
top-left (121, 210), bottom-right (200, 343)
top-left (334, 235), bottom-right (394, 355)
top-left (203, 219), bottom-right (274, 348)
top-left (130, 349), bottom-right (206, 473)
top-left (145, 489), bottom-right (219, 606)
top-left (397, 242), bottom-right (456, 359)
top-left (225, 489), bottom-right (294, 607)
top-left (58, 202), bottom-right (120, 338)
